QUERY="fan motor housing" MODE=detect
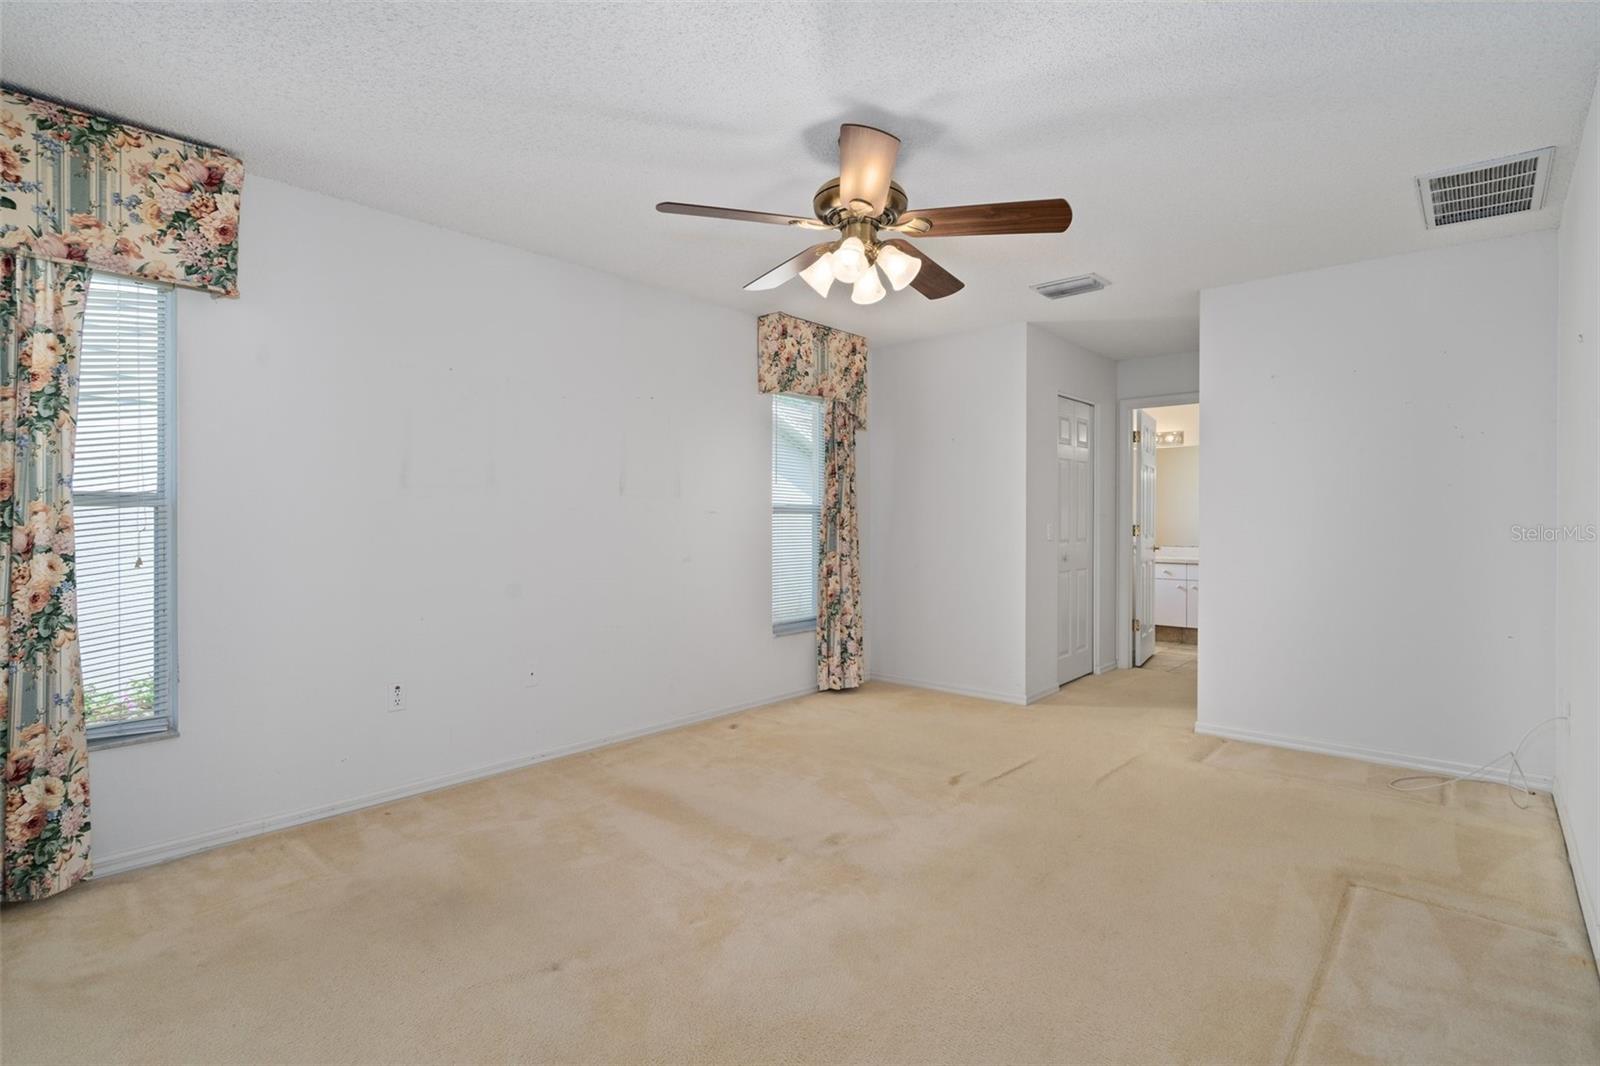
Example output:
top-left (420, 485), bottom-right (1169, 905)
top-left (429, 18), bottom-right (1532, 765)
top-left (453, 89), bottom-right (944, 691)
top-left (813, 179), bottom-right (907, 227)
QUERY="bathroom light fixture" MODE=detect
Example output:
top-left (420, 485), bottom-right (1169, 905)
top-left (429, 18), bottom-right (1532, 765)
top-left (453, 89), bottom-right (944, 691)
top-left (1155, 430), bottom-right (1185, 446)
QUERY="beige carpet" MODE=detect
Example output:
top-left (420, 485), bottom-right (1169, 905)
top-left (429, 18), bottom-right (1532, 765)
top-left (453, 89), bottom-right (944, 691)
top-left (3, 644), bottom-right (1597, 1064)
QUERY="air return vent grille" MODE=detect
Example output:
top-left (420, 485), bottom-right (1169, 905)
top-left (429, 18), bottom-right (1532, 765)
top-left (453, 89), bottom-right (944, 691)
top-left (1417, 148), bottom-right (1553, 229)
top-left (1032, 273), bottom-right (1109, 299)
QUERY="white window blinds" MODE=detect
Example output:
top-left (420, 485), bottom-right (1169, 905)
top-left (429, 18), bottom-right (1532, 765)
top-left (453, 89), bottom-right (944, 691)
top-left (771, 394), bottom-right (825, 633)
top-left (75, 273), bottom-right (177, 740)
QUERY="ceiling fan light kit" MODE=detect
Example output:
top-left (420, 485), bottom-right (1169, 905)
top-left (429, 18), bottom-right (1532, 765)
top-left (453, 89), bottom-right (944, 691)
top-left (658, 123), bottom-right (1073, 306)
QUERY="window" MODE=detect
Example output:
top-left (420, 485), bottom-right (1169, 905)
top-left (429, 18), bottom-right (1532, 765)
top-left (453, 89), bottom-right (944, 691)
top-left (771, 394), bottom-right (826, 634)
top-left (76, 274), bottom-right (177, 743)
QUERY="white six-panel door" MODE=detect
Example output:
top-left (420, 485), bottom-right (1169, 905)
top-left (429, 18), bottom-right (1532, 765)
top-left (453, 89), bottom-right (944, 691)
top-left (1057, 397), bottom-right (1094, 685)
top-left (1133, 410), bottom-right (1158, 666)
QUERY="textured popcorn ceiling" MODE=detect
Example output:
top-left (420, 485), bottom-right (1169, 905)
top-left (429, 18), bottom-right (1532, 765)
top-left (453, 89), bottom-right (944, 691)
top-left (3, 2), bottom-right (1597, 356)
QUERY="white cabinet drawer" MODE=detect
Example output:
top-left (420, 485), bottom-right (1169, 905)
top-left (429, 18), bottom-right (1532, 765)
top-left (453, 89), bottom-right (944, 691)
top-left (1155, 563), bottom-right (1189, 582)
top-left (1155, 579), bottom-right (1188, 627)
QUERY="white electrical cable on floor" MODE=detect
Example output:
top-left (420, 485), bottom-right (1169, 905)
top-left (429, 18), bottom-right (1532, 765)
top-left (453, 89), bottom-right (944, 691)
top-left (1388, 716), bottom-right (1566, 808)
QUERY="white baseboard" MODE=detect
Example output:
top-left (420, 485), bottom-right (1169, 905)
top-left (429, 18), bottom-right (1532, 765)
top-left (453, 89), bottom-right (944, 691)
top-left (91, 684), bottom-right (821, 880)
top-left (868, 672), bottom-right (1027, 706)
top-left (870, 667), bottom-right (1120, 708)
top-left (1193, 720), bottom-right (1555, 791)
top-left (1028, 661), bottom-right (1120, 702)
top-left (1554, 780), bottom-right (1600, 963)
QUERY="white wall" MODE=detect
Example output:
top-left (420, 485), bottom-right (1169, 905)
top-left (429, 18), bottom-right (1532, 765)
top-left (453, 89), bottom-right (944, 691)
top-left (1199, 231), bottom-right (1559, 782)
top-left (1024, 326), bottom-right (1119, 698)
top-left (862, 324), bottom-right (1028, 702)
top-left (1555, 76), bottom-right (1600, 958)
top-left (1155, 446), bottom-right (1200, 547)
top-left (1117, 350), bottom-right (1199, 400)
top-left (91, 176), bottom-right (818, 871)
top-left (861, 324), bottom-right (1118, 704)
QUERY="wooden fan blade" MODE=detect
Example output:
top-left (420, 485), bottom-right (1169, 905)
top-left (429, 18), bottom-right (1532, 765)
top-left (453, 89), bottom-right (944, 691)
top-left (837, 124), bottom-right (901, 216)
top-left (881, 238), bottom-right (964, 300)
top-left (657, 202), bottom-right (829, 229)
top-left (896, 198), bottom-right (1072, 237)
top-left (884, 216), bottom-right (932, 235)
top-left (743, 242), bottom-right (835, 291)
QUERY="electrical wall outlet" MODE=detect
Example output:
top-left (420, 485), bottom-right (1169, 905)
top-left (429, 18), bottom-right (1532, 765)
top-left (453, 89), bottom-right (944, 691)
top-left (389, 684), bottom-right (405, 712)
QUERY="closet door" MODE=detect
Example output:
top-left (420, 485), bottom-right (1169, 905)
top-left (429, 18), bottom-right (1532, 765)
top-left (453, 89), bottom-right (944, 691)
top-left (1057, 397), bottom-right (1095, 685)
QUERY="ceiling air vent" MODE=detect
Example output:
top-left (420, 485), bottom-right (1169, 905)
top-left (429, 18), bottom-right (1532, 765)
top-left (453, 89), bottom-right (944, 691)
top-left (1032, 273), bottom-right (1109, 300)
top-left (1417, 148), bottom-right (1554, 229)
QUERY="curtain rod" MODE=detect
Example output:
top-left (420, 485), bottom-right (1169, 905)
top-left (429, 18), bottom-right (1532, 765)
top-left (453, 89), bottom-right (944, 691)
top-left (1, 82), bottom-right (237, 155)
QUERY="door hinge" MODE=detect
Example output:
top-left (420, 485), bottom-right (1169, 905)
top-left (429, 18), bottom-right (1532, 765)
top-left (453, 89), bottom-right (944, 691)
top-left (1132, 617), bottom-right (1142, 633)
top-left (1132, 429), bottom-right (1141, 443)
top-left (1132, 523), bottom-right (1140, 538)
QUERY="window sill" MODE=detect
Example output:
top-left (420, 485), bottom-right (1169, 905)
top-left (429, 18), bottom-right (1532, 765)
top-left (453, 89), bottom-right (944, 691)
top-left (88, 721), bottom-right (178, 751)
top-left (773, 619), bottom-right (816, 637)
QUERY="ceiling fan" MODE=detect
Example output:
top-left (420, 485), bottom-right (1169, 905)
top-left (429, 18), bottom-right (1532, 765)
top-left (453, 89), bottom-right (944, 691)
top-left (657, 123), bottom-right (1072, 305)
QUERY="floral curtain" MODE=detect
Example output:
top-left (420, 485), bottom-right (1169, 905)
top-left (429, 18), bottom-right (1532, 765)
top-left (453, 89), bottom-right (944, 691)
top-left (0, 254), bottom-right (92, 902)
top-left (818, 398), bottom-right (863, 689)
top-left (757, 312), bottom-right (866, 691)
top-left (1, 87), bottom-right (244, 297)
top-left (757, 312), bottom-right (867, 425)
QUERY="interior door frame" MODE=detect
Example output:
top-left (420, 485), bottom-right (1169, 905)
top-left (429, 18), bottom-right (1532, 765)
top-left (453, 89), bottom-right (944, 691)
top-left (1116, 390), bottom-right (1199, 669)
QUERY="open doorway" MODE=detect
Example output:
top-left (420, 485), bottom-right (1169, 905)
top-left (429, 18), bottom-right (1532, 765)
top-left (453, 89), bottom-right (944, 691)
top-left (1130, 402), bottom-right (1199, 668)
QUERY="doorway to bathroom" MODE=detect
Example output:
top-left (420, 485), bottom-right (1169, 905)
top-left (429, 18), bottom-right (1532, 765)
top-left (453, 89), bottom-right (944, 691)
top-left (1126, 401), bottom-right (1200, 669)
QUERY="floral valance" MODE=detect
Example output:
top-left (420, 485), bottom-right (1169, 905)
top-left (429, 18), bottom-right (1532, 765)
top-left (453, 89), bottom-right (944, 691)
top-left (0, 87), bottom-right (242, 297)
top-left (757, 312), bottom-right (867, 426)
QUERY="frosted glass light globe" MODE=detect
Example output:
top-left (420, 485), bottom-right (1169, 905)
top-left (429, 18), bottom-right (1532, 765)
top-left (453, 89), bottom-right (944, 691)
top-left (799, 252), bottom-right (836, 297)
top-left (874, 243), bottom-right (922, 291)
top-left (830, 236), bottom-right (868, 284)
top-left (851, 263), bottom-right (887, 305)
